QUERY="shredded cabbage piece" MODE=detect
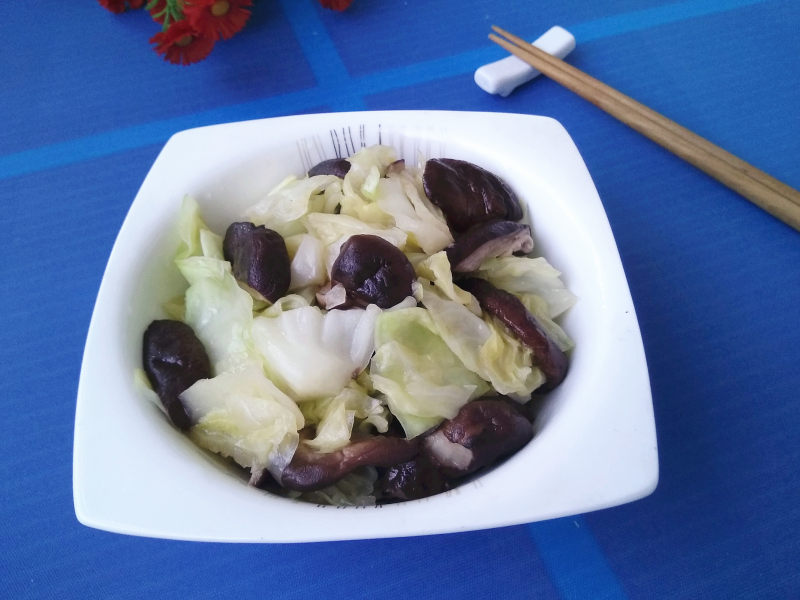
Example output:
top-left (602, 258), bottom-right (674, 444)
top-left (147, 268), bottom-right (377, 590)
top-left (294, 467), bottom-right (379, 507)
top-left (301, 381), bottom-right (389, 453)
top-left (181, 362), bottom-right (304, 480)
top-left (339, 145), bottom-right (397, 226)
top-left (286, 233), bottom-right (326, 291)
top-left (415, 251), bottom-right (480, 313)
top-left (251, 303), bottom-right (381, 401)
top-left (369, 307), bottom-right (489, 438)
top-left (177, 255), bottom-right (256, 374)
top-left (374, 172), bottom-right (453, 254)
top-left (419, 283), bottom-right (545, 397)
top-left (245, 174), bottom-right (339, 237)
top-left (474, 256), bottom-right (577, 318)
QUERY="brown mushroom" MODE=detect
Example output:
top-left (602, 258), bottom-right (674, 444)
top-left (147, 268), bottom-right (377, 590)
top-left (223, 222), bottom-right (291, 303)
top-left (459, 277), bottom-right (568, 390)
top-left (330, 234), bottom-right (416, 309)
top-left (142, 320), bottom-right (211, 430)
top-left (377, 397), bottom-right (534, 502)
top-left (377, 454), bottom-right (452, 503)
top-left (267, 435), bottom-right (420, 493)
top-left (422, 158), bottom-right (523, 233)
top-left (446, 220), bottom-right (534, 272)
top-left (423, 398), bottom-right (533, 479)
top-left (307, 158), bottom-right (351, 178)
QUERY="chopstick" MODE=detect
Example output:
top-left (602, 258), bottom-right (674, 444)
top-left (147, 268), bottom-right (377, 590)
top-left (490, 25), bottom-right (800, 232)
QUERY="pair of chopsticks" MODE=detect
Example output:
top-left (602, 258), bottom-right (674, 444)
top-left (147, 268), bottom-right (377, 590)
top-left (490, 26), bottom-right (800, 232)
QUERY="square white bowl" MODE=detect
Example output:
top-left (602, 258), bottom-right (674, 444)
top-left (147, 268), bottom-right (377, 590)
top-left (73, 110), bottom-right (657, 542)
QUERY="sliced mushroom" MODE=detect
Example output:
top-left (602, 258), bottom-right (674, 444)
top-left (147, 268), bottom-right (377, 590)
top-left (223, 222), bottom-right (291, 303)
top-left (422, 158), bottom-right (523, 233)
top-left (142, 320), bottom-right (211, 430)
top-left (330, 234), bottom-right (416, 309)
top-left (377, 397), bottom-right (533, 502)
top-left (307, 158), bottom-right (351, 178)
top-left (274, 435), bottom-right (420, 492)
top-left (423, 398), bottom-right (533, 479)
top-left (459, 277), bottom-right (568, 390)
top-left (446, 220), bottom-right (534, 272)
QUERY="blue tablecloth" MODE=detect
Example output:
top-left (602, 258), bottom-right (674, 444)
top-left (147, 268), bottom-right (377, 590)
top-left (3, 1), bottom-right (799, 598)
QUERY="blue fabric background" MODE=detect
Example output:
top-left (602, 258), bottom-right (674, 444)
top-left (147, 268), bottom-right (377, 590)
top-left (2, 1), bottom-right (798, 598)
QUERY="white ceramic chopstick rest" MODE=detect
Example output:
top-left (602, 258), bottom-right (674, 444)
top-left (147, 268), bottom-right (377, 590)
top-left (475, 26), bottom-right (576, 97)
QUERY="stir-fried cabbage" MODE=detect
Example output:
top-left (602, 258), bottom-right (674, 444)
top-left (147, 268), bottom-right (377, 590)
top-left (300, 381), bottom-right (389, 452)
top-left (177, 256), bottom-right (256, 374)
top-left (414, 250), bottom-right (480, 313)
top-left (153, 145), bottom-right (575, 501)
top-left (339, 144), bottom-right (397, 225)
top-left (474, 256), bottom-right (577, 318)
top-left (251, 302), bottom-right (381, 401)
top-left (369, 307), bottom-right (489, 438)
top-left (374, 171), bottom-right (453, 254)
top-left (175, 195), bottom-right (218, 260)
top-left (419, 284), bottom-right (544, 397)
top-left (285, 233), bottom-right (326, 291)
top-left (180, 362), bottom-right (304, 480)
top-left (245, 174), bottom-right (339, 237)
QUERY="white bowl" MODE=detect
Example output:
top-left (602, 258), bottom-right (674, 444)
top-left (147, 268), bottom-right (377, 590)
top-left (73, 110), bottom-right (657, 542)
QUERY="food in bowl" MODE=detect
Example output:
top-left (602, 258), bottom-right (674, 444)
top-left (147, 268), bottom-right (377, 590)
top-left (140, 144), bottom-right (575, 506)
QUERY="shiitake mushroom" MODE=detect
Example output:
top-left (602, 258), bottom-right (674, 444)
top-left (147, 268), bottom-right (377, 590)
top-left (377, 454), bottom-right (452, 503)
top-left (142, 320), bottom-right (211, 430)
top-left (377, 398), bottom-right (533, 502)
top-left (307, 158), bottom-right (351, 178)
top-left (423, 398), bottom-right (533, 479)
top-left (446, 220), bottom-right (534, 272)
top-left (458, 277), bottom-right (568, 390)
top-left (422, 158), bottom-right (523, 233)
top-left (223, 222), bottom-right (290, 303)
top-left (330, 234), bottom-right (416, 309)
top-left (270, 435), bottom-right (421, 493)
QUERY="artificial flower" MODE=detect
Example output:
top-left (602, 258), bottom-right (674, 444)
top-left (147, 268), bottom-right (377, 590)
top-left (147, 0), bottom-right (184, 25)
top-left (150, 19), bottom-right (215, 65)
top-left (319, 0), bottom-right (354, 9)
top-left (184, 0), bottom-right (253, 40)
top-left (99, 0), bottom-right (145, 12)
top-left (102, 0), bottom-right (355, 65)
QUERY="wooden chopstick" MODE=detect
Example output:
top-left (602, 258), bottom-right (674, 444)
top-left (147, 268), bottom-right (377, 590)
top-left (490, 25), bottom-right (800, 232)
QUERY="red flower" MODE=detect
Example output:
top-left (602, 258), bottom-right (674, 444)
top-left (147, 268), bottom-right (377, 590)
top-left (150, 19), bottom-right (215, 65)
top-left (184, 0), bottom-right (252, 40)
top-left (99, 0), bottom-right (144, 12)
top-left (319, 0), bottom-right (353, 10)
top-left (147, 0), bottom-right (183, 25)
top-left (147, 0), bottom-right (166, 23)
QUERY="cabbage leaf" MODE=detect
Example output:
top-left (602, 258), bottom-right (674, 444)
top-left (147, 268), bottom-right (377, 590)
top-left (375, 171), bottom-right (453, 254)
top-left (339, 145), bottom-right (397, 226)
top-left (181, 361), bottom-right (304, 479)
top-left (420, 284), bottom-right (545, 397)
top-left (474, 256), bottom-right (577, 318)
top-left (251, 303), bottom-right (381, 401)
top-left (414, 251), bottom-right (480, 313)
top-left (176, 255), bottom-right (256, 374)
top-left (369, 307), bottom-right (489, 438)
top-left (301, 381), bottom-right (389, 453)
top-left (245, 174), bottom-right (339, 237)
